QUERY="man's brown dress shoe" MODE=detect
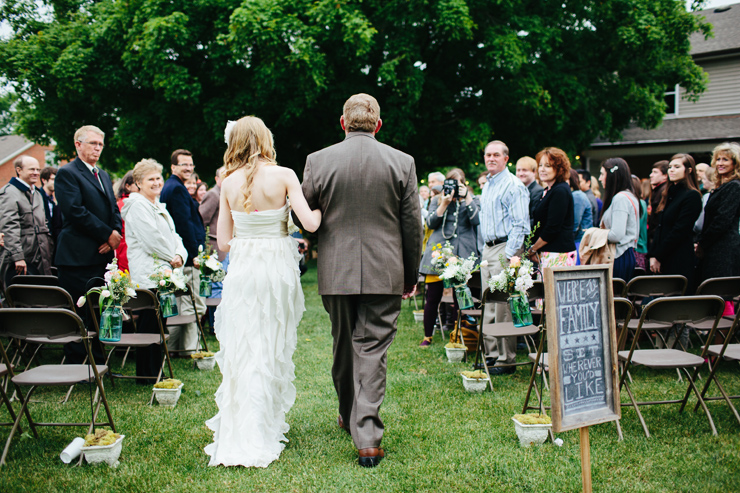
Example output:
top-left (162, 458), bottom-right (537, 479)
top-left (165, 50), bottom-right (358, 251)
top-left (358, 447), bottom-right (384, 467)
top-left (337, 415), bottom-right (350, 434)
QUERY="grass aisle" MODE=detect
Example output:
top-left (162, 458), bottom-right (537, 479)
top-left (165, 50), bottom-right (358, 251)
top-left (1, 263), bottom-right (739, 492)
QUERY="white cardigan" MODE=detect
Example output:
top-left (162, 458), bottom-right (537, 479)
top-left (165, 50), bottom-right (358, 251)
top-left (121, 193), bottom-right (188, 289)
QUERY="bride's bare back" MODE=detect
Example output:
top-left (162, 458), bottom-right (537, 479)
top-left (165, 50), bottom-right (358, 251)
top-left (217, 161), bottom-right (322, 251)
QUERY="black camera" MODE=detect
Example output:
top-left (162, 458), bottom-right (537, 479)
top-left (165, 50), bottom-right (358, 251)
top-left (442, 179), bottom-right (458, 198)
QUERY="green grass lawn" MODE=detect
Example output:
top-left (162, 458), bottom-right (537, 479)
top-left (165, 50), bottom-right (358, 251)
top-left (1, 263), bottom-right (739, 492)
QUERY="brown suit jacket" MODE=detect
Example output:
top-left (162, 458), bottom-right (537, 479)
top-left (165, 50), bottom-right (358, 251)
top-left (198, 185), bottom-right (225, 261)
top-left (299, 132), bottom-right (423, 295)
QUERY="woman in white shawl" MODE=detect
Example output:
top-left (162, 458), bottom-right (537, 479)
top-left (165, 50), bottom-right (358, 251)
top-left (121, 158), bottom-right (188, 381)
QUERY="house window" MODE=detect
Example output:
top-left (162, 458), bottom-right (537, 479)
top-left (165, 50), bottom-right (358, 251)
top-left (664, 84), bottom-right (679, 116)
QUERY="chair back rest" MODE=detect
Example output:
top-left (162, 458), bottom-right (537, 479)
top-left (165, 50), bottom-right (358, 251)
top-left (612, 278), bottom-right (627, 298)
top-left (123, 289), bottom-right (158, 312)
top-left (0, 308), bottom-right (85, 341)
top-left (9, 275), bottom-right (59, 287)
top-left (482, 288), bottom-right (509, 304)
top-left (6, 285), bottom-right (75, 309)
top-left (625, 275), bottom-right (687, 299)
top-left (696, 276), bottom-right (740, 302)
top-left (613, 297), bottom-right (633, 348)
top-left (528, 281), bottom-right (545, 302)
top-left (639, 295), bottom-right (724, 328)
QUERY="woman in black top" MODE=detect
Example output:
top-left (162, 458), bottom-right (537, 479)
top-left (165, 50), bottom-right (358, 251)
top-left (528, 147), bottom-right (576, 268)
top-left (648, 153), bottom-right (702, 290)
top-left (698, 142), bottom-right (740, 282)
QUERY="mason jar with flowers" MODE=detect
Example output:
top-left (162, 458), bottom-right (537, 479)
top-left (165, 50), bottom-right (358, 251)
top-left (487, 254), bottom-right (535, 327)
top-left (196, 244), bottom-right (226, 297)
top-left (438, 253), bottom-right (487, 310)
top-left (149, 267), bottom-right (188, 317)
top-left (77, 259), bottom-right (137, 342)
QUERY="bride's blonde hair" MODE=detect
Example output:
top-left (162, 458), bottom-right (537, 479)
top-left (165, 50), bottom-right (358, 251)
top-left (223, 116), bottom-right (277, 212)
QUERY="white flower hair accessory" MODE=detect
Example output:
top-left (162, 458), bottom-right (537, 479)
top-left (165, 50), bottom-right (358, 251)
top-left (224, 120), bottom-right (237, 144)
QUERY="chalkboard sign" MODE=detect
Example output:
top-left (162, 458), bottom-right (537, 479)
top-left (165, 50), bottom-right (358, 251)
top-left (544, 265), bottom-right (620, 433)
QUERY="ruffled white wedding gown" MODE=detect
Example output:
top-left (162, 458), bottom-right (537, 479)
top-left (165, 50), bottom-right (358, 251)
top-left (205, 204), bottom-right (304, 467)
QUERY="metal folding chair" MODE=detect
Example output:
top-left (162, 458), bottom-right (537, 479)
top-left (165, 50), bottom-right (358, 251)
top-left (618, 295), bottom-right (725, 437)
top-left (0, 308), bottom-right (114, 466)
top-left (688, 277), bottom-right (740, 347)
top-left (692, 309), bottom-right (740, 427)
top-left (612, 278), bottom-right (627, 298)
top-left (623, 275), bottom-right (688, 349)
top-left (473, 282), bottom-right (545, 391)
top-left (165, 285), bottom-right (209, 354)
top-left (7, 275), bottom-right (59, 287)
top-left (87, 289), bottom-right (175, 403)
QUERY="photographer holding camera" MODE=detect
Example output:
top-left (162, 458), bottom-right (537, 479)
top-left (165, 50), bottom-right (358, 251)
top-left (417, 168), bottom-right (480, 347)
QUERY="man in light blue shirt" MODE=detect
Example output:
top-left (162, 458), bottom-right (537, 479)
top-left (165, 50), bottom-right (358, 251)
top-left (479, 140), bottom-right (530, 375)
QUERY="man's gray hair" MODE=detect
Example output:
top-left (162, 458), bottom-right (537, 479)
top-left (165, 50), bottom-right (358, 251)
top-left (74, 125), bottom-right (105, 143)
top-left (428, 172), bottom-right (445, 183)
top-left (485, 140), bottom-right (509, 157)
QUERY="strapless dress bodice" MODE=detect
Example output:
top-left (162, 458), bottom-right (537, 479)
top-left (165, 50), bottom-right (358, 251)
top-left (232, 204), bottom-right (289, 239)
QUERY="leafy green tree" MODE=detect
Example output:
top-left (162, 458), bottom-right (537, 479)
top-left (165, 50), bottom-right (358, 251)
top-left (0, 90), bottom-right (18, 136)
top-left (0, 0), bottom-right (710, 177)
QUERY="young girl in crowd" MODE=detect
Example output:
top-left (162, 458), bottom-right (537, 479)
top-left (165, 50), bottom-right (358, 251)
top-left (598, 158), bottom-right (640, 281)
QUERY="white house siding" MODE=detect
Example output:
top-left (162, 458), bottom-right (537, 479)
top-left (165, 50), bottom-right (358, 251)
top-left (677, 56), bottom-right (740, 117)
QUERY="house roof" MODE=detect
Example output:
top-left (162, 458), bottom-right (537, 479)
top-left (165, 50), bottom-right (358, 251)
top-left (591, 114), bottom-right (740, 146)
top-left (691, 3), bottom-right (740, 57)
top-left (0, 135), bottom-right (34, 164)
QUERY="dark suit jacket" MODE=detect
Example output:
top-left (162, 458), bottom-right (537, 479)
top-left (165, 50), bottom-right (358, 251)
top-left (527, 181), bottom-right (544, 228)
top-left (39, 187), bottom-right (62, 244)
top-left (160, 175), bottom-right (205, 267)
top-left (298, 132), bottom-right (423, 295)
top-left (649, 183), bottom-right (701, 284)
top-left (54, 157), bottom-right (122, 267)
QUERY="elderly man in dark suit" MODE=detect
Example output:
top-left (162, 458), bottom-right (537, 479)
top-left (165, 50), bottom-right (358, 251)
top-left (298, 94), bottom-right (423, 467)
top-left (55, 125), bottom-right (122, 362)
top-left (160, 149), bottom-right (206, 356)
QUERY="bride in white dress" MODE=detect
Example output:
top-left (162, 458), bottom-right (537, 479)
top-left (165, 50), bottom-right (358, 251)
top-left (204, 116), bottom-right (321, 467)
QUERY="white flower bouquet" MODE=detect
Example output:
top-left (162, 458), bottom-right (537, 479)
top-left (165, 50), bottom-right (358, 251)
top-left (487, 255), bottom-right (535, 296)
top-left (149, 267), bottom-right (188, 292)
top-left (439, 253), bottom-right (487, 286)
top-left (197, 244), bottom-right (226, 283)
top-left (77, 259), bottom-right (137, 341)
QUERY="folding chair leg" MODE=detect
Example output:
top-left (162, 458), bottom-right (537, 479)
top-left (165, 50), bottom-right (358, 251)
top-left (0, 386), bottom-right (38, 467)
top-left (120, 347), bottom-right (132, 369)
top-left (190, 291), bottom-right (209, 352)
top-left (692, 360), bottom-right (740, 425)
top-left (621, 379), bottom-right (650, 438)
top-left (522, 333), bottom-right (546, 413)
top-left (615, 419), bottom-right (624, 441)
top-left (680, 368), bottom-right (717, 436)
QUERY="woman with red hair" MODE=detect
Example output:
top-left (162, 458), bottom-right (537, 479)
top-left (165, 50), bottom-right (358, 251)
top-left (527, 147), bottom-right (576, 268)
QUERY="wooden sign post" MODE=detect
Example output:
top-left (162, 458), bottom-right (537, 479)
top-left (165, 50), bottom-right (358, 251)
top-left (544, 265), bottom-right (621, 493)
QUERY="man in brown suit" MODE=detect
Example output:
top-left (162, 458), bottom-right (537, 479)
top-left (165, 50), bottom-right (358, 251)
top-left (298, 94), bottom-right (422, 467)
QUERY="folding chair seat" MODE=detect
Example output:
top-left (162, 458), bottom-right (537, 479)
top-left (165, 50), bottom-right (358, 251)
top-left (623, 275), bottom-right (688, 349)
top-left (473, 282), bottom-right (545, 391)
top-left (87, 290), bottom-right (175, 396)
top-left (618, 295), bottom-right (725, 438)
top-left (164, 285), bottom-right (209, 354)
top-left (687, 277), bottom-right (740, 346)
top-left (0, 308), bottom-right (114, 466)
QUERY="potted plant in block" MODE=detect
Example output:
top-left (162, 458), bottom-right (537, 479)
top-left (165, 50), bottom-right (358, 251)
top-left (444, 342), bottom-right (467, 362)
top-left (460, 370), bottom-right (490, 393)
top-left (512, 413), bottom-right (552, 447)
top-left (152, 378), bottom-right (184, 407)
top-left (81, 429), bottom-right (125, 466)
top-left (191, 351), bottom-right (216, 370)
